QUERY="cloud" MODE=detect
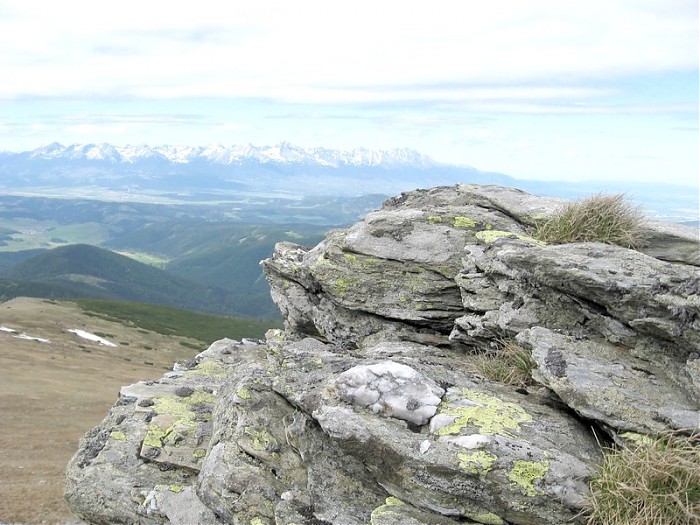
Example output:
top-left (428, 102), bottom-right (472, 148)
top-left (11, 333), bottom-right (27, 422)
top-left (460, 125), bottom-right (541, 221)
top-left (0, 0), bottom-right (696, 105)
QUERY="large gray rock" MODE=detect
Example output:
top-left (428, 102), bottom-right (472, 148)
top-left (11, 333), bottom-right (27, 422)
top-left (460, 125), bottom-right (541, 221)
top-left (519, 327), bottom-right (699, 434)
top-left (202, 336), bottom-right (600, 525)
top-left (454, 236), bottom-right (699, 437)
top-left (65, 341), bottom-right (236, 524)
top-left (262, 185), bottom-right (555, 349)
top-left (65, 184), bottom-right (700, 525)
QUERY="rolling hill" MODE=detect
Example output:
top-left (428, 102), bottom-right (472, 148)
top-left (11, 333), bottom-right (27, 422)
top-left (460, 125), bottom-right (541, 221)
top-left (104, 220), bottom-right (326, 318)
top-left (0, 244), bottom-right (252, 317)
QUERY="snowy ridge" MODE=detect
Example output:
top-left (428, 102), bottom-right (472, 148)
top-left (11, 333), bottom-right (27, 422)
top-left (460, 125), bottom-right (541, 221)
top-left (26, 142), bottom-right (438, 168)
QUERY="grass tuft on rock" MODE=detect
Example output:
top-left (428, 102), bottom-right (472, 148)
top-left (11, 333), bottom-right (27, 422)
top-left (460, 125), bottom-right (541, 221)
top-left (466, 340), bottom-right (535, 388)
top-left (532, 193), bottom-right (647, 248)
top-left (586, 432), bottom-right (700, 525)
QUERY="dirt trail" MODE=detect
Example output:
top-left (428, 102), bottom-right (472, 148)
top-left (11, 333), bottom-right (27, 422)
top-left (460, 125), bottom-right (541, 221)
top-left (0, 298), bottom-right (204, 524)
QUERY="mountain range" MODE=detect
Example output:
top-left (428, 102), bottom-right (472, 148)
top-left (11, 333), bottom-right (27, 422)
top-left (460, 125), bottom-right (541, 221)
top-left (0, 142), bottom-right (696, 222)
top-left (16, 142), bottom-right (437, 168)
top-left (0, 142), bottom-right (512, 200)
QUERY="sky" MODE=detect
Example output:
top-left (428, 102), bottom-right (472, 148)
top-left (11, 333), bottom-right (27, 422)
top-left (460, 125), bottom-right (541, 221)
top-left (0, 0), bottom-right (697, 186)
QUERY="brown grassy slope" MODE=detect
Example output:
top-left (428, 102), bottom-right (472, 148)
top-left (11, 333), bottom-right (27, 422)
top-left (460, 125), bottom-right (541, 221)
top-left (0, 297), bottom-right (209, 524)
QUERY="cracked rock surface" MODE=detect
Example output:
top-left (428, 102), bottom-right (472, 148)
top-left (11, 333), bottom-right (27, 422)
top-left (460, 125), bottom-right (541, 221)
top-left (66, 184), bottom-right (699, 524)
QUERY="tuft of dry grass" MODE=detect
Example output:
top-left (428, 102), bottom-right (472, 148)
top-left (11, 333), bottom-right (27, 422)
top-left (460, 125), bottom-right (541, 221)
top-left (586, 432), bottom-right (700, 525)
top-left (532, 193), bottom-right (647, 249)
top-left (466, 340), bottom-right (535, 388)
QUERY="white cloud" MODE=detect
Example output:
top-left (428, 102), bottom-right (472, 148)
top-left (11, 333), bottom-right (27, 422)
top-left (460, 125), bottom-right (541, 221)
top-left (0, 0), bottom-right (696, 102)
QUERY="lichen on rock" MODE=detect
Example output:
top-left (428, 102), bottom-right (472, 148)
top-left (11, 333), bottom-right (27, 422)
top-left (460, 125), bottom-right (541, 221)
top-left (508, 460), bottom-right (549, 497)
top-left (65, 184), bottom-right (700, 525)
top-left (433, 388), bottom-right (532, 438)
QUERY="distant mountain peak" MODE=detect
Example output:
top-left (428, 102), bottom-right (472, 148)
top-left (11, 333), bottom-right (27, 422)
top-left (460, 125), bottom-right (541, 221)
top-left (23, 142), bottom-right (439, 168)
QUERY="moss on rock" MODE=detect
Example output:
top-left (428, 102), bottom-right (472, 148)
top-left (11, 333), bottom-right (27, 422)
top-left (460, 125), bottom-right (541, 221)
top-left (185, 360), bottom-right (226, 378)
top-left (109, 431), bottom-right (127, 442)
top-left (464, 512), bottom-right (504, 525)
top-left (453, 216), bottom-right (477, 228)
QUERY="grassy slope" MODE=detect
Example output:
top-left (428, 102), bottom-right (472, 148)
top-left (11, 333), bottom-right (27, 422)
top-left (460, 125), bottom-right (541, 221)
top-left (75, 298), bottom-right (279, 344)
top-left (0, 243), bottom-right (246, 316)
top-left (106, 221), bottom-right (326, 318)
top-left (0, 296), bottom-right (276, 524)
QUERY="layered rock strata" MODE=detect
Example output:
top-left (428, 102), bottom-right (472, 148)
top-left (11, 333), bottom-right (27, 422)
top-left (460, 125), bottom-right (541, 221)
top-left (66, 184), bottom-right (699, 525)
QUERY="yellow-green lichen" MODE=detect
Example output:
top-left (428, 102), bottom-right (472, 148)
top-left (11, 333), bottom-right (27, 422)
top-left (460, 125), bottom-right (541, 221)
top-left (475, 230), bottom-right (545, 246)
top-left (464, 512), bottom-right (504, 525)
top-left (143, 424), bottom-right (168, 448)
top-left (334, 277), bottom-right (355, 295)
top-left (244, 427), bottom-right (278, 453)
top-left (236, 388), bottom-right (251, 400)
top-left (370, 497), bottom-right (405, 524)
top-left (458, 450), bottom-right (498, 475)
top-left (168, 485), bottom-right (183, 493)
top-left (109, 431), bottom-right (127, 441)
top-left (185, 360), bottom-right (226, 378)
top-left (344, 253), bottom-right (357, 263)
top-left (619, 431), bottom-right (654, 446)
top-left (152, 397), bottom-right (193, 420)
top-left (436, 389), bottom-right (532, 438)
top-left (152, 391), bottom-right (215, 418)
top-left (427, 215), bottom-right (443, 224)
top-left (453, 216), bottom-right (477, 228)
top-left (508, 460), bottom-right (549, 496)
top-left (142, 391), bottom-right (214, 448)
top-left (250, 518), bottom-right (265, 525)
top-left (193, 448), bottom-right (206, 458)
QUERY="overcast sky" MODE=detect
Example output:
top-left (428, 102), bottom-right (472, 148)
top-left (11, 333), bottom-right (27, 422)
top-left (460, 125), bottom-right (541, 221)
top-left (0, 0), bottom-right (697, 185)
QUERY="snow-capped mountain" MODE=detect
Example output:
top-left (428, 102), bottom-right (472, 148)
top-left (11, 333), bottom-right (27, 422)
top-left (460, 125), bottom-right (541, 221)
top-left (0, 142), bottom-right (695, 222)
top-left (25, 142), bottom-right (438, 169)
top-left (0, 140), bottom-right (497, 200)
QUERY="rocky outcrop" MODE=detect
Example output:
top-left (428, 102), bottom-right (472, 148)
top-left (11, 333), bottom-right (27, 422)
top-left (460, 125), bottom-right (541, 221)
top-left (65, 184), bottom-right (699, 525)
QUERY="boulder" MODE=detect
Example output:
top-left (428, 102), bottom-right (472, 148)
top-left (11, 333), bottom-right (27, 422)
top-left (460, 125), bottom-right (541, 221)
top-left (65, 184), bottom-right (700, 524)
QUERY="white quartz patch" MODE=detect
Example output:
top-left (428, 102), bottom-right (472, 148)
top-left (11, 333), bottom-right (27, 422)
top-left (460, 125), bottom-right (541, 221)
top-left (68, 329), bottom-right (117, 347)
top-left (334, 361), bottom-right (445, 425)
top-left (440, 434), bottom-right (491, 449)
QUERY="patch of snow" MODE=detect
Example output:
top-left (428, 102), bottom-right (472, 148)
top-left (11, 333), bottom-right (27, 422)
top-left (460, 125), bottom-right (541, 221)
top-left (1, 326), bottom-right (17, 333)
top-left (68, 329), bottom-right (117, 347)
top-left (14, 333), bottom-right (50, 343)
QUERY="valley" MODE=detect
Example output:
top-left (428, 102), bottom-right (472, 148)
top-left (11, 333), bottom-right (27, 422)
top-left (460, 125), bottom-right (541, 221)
top-left (0, 144), bottom-right (696, 524)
